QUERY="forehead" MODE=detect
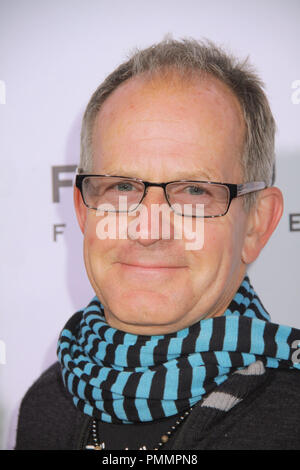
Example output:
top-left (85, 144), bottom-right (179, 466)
top-left (91, 72), bottom-right (245, 182)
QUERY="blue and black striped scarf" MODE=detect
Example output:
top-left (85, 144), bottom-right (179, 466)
top-left (57, 276), bottom-right (300, 424)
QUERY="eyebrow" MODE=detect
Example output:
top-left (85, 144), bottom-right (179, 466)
top-left (96, 169), bottom-right (221, 182)
top-left (165, 169), bottom-right (221, 181)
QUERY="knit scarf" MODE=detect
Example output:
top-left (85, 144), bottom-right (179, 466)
top-left (57, 276), bottom-right (300, 424)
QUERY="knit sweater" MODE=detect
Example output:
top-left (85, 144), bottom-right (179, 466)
top-left (15, 360), bottom-right (300, 450)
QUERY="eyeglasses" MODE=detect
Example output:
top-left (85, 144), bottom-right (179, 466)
top-left (75, 173), bottom-right (266, 218)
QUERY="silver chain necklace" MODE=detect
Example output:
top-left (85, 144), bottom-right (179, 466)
top-left (87, 406), bottom-right (193, 450)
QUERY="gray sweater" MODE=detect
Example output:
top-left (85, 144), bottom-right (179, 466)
top-left (15, 361), bottom-right (300, 450)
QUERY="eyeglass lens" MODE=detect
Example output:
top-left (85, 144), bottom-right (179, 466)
top-left (81, 176), bottom-right (230, 217)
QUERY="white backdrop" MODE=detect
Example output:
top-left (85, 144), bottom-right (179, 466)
top-left (1, 0), bottom-right (299, 450)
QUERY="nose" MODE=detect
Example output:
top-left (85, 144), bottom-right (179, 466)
top-left (142, 186), bottom-right (167, 207)
top-left (127, 187), bottom-right (173, 246)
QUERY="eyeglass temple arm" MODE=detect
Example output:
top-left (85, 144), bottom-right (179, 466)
top-left (236, 182), bottom-right (266, 197)
top-left (74, 167), bottom-right (86, 186)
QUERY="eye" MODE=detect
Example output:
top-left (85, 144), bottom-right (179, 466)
top-left (105, 181), bottom-right (137, 193)
top-left (183, 185), bottom-right (212, 196)
top-left (185, 185), bottom-right (207, 195)
top-left (115, 182), bottom-right (135, 192)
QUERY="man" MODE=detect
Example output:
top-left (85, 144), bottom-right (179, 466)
top-left (16, 38), bottom-right (300, 450)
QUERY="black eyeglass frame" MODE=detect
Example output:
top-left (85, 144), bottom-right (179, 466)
top-left (75, 173), bottom-right (266, 218)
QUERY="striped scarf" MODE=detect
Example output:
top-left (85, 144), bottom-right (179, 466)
top-left (57, 276), bottom-right (300, 424)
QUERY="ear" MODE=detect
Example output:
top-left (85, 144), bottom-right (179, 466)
top-left (241, 187), bottom-right (283, 264)
top-left (74, 186), bottom-right (88, 234)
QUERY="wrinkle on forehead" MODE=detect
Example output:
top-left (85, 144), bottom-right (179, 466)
top-left (95, 71), bottom-right (245, 137)
top-left (91, 72), bottom-right (246, 182)
top-left (122, 71), bottom-right (241, 109)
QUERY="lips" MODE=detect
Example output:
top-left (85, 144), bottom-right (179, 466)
top-left (119, 262), bottom-right (184, 269)
top-left (115, 261), bottom-right (188, 281)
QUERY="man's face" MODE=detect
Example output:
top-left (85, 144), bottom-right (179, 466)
top-left (76, 73), bottom-right (250, 334)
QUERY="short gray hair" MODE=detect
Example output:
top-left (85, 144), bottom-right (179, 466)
top-left (80, 37), bottom-right (276, 207)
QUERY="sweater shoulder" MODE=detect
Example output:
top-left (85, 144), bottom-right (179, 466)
top-left (24, 361), bottom-right (63, 393)
top-left (211, 368), bottom-right (300, 450)
top-left (18, 362), bottom-right (67, 409)
top-left (265, 367), bottom-right (300, 403)
top-left (15, 362), bottom-right (86, 450)
top-left (174, 367), bottom-right (300, 450)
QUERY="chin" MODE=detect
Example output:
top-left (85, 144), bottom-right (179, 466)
top-left (102, 289), bottom-right (188, 332)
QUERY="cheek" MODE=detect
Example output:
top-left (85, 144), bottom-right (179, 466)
top-left (83, 213), bottom-right (98, 244)
top-left (84, 229), bottom-right (97, 249)
top-left (188, 217), bottom-right (240, 268)
top-left (204, 219), bottom-right (232, 251)
top-left (83, 216), bottom-right (116, 266)
top-left (204, 209), bottom-right (248, 269)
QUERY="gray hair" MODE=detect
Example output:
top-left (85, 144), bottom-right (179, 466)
top-left (80, 37), bottom-right (276, 207)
